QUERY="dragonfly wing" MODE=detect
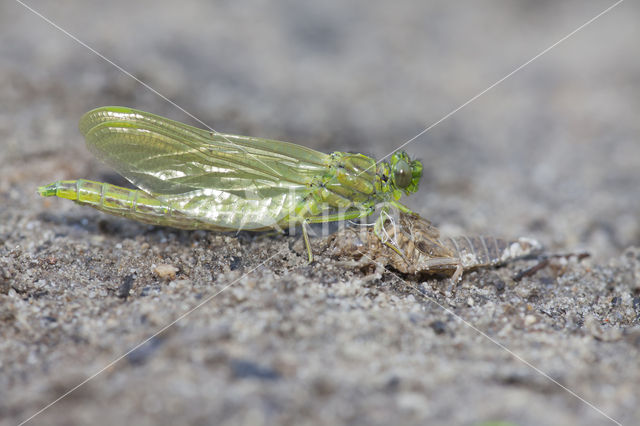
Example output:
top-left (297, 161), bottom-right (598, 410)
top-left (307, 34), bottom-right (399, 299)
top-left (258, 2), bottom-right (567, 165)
top-left (79, 106), bottom-right (329, 228)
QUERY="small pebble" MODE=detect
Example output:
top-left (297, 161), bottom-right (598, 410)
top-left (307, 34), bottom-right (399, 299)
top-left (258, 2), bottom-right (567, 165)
top-left (153, 264), bottom-right (179, 280)
top-left (524, 314), bottom-right (537, 326)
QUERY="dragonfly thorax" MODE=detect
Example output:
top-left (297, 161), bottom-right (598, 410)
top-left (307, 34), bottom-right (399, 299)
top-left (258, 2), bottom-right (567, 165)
top-left (313, 151), bottom-right (422, 211)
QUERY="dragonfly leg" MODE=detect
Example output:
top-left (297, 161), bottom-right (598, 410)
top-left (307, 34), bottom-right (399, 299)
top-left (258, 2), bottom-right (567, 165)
top-left (390, 200), bottom-right (414, 214)
top-left (304, 207), bottom-right (373, 224)
top-left (301, 222), bottom-right (313, 263)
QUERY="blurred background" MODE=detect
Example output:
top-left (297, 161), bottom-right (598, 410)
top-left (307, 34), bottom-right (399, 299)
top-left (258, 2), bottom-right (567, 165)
top-left (1, 1), bottom-right (640, 425)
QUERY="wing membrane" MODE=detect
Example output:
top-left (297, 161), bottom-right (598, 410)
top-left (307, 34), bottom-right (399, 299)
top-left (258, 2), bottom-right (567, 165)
top-left (79, 106), bottom-right (329, 226)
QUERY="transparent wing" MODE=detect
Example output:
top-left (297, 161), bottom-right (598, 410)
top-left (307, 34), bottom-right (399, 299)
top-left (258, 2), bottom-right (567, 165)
top-left (79, 106), bottom-right (329, 228)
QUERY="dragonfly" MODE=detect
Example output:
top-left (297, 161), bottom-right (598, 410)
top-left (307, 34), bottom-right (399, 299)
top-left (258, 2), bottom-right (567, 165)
top-left (38, 106), bottom-right (423, 261)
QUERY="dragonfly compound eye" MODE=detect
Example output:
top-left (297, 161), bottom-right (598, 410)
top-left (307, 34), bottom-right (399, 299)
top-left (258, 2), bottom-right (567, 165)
top-left (390, 151), bottom-right (422, 194)
top-left (394, 159), bottom-right (412, 189)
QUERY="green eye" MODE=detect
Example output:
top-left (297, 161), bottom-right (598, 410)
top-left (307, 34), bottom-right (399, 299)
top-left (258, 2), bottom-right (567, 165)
top-left (394, 159), bottom-right (412, 188)
top-left (389, 151), bottom-right (422, 195)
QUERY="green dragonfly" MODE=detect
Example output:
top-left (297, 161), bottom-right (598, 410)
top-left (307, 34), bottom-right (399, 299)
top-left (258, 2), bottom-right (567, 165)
top-left (38, 106), bottom-right (423, 261)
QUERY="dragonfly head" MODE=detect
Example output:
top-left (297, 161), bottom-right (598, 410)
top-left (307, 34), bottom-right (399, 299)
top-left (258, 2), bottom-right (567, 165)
top-left (390, 151), bottom-right (422, 195)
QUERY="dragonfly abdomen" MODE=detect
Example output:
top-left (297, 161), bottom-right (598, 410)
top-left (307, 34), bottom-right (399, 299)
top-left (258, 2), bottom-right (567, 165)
top-left (38, 179), bottom-right (298, 231)
top-left (38, 179), bottom-right (185, 227)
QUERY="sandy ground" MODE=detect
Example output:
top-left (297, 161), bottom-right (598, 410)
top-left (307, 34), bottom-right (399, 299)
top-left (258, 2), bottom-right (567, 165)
top-left (1, 1), bottom-right (639, 425)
